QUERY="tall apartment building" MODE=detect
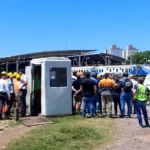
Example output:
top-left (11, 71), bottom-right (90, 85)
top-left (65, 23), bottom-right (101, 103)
top-left (104, 45), bottom-right (138, 59)
top-left (125, 45), bottom-right (138, 59)
top-left (105, 45), bottom-right (123, 58)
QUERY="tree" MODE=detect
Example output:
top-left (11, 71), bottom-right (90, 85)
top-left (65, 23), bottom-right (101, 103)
top-left (129, 51), bottom-right (150, 64)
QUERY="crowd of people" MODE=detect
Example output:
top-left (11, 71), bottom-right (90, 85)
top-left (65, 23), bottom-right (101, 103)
top-left (72, 71), bottom-right (150, 128)
top-left (0, 67), bottom-right (149, 128)
top-left (0, 69), bottom-right (27, 120)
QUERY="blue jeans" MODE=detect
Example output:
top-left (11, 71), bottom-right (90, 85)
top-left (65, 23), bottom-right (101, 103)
top-left (93, 95), bottom-right (98, 114)
top-left (135, 100), bottom-right (149, 126)
top-left (82, 97), bottom-right (94, 118)
top-left (120, 92), bottom-right (132, 117)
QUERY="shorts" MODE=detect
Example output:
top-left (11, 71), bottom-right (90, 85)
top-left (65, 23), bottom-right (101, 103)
top-left (73, 95), bottom-right (82, 104)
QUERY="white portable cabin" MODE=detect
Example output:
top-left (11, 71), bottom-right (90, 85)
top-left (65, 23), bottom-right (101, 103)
top-left (144, 73), bottom-right (150, 90)
top-left (25, 57), bottom-right (72, 116)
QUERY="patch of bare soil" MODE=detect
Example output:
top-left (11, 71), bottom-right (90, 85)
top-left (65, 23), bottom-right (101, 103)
top-left (0, 125), bottom-right (36, 150)
top-left (0, 116), bottom-right (50, 150)
top-left (99, 106), bottom-right (150, 150)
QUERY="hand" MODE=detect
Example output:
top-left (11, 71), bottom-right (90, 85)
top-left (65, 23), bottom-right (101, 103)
top-left (74, 91), bottom-right (78, 97)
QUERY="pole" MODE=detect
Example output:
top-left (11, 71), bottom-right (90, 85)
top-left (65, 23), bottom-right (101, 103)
top-left (16, 60), bottom-right (19, 72)
top-left (78, 56), bottom-right (81, 66)
top-left (6, 62), bottom-right (8, 72)
top-left (64, 0), bottom-right (68, 50)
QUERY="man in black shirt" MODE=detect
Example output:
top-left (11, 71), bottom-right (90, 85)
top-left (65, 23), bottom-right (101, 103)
top-left (79, 72), bottom-right (97, 118)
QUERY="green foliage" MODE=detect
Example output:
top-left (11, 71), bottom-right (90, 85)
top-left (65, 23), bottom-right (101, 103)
top-left (129, 51), bottom-right (150, 64)
top-left (7, 116), bottom-right (116, 150)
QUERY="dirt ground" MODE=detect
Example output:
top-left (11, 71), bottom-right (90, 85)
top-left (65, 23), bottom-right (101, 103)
top-left (0, 106), bottom-right (150, 150)
top-left (0, 125), bottom-right (36, 150)
top-left (99, 106), bottom-right (150, 150)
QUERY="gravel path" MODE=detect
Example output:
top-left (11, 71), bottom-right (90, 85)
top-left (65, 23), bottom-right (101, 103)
top-left (100, 106), bottom-right (150, 150)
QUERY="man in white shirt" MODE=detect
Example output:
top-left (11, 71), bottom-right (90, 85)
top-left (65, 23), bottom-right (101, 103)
top-left (6, 73), bottom-right (15, 117)
top-left (0, 72), bottom-right (10, 120)
top-left (19, 69), bottom-right (28, 117)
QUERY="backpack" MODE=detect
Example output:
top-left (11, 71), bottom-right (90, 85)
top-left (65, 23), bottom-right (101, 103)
top-left (123, 78), bottom-right (132, 90)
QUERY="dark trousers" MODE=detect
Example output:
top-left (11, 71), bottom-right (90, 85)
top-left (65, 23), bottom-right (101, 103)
top-left (19, 90), bottom-right (27, 116)
top-left (98, 93), bottom-right (102, 114)
top-left (135, 100), bottom-right (149, 126)
top-left (0, 93), bottom-right (7, 117)
top-left (72, 91), bottom-right (75, 114)
top-left (6, 93), bottom-right (14, 115)
top-left (113, 95), bottom-right (121, 115)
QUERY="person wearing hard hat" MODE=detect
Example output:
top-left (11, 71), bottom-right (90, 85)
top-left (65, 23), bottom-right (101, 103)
top-left (7, 72), bottom-right (12, 77)
top-left (13, 72), bottom-right (18, 82)
top-left (1, 71), bottom-right (7, 79)
top-left (14, 74), bottom-right (21, 103)
top-left (0, 72), bottom-right (10, 120)
top-left (5, 73), bottom-right (15, 118)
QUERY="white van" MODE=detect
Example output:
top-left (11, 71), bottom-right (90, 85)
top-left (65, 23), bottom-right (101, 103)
top-left (144, 73), bottom-right (150, 90)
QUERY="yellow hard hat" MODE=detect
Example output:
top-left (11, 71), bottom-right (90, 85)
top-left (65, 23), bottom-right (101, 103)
top-left (16, 74), bottom-right (21, 79)
top-left (13, 72), bottom-right (18, 77)
top-left (7, 72), bottom-right (13, 77)
top-left (1, 71), bottom-right (7, 75)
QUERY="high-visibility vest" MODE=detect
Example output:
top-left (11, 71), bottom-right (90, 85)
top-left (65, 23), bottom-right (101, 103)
top-left (135, 84), bottom-right (148, 101)
top-left (14, 80), bottom-right (21, 93)
top-left (2, 104), bottom-right (7, 114)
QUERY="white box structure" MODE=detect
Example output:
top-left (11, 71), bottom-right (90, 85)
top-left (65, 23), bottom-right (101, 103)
top-left (26, 57), bottom-right (72, 116)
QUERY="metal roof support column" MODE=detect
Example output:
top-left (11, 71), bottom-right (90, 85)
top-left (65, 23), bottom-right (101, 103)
top-left (6, 62), bottom-right (8, 73)
top-left (16, 60), bottom-right (19, 72)
top-left (108, 58), bottom-right (111, 65)
top-left (105, 59), bottom-right (107, 65)
top-left (78, 55), bottom-right (81, 66)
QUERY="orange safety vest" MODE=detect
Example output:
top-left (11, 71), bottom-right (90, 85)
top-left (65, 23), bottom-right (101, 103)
top-left (14, 80), bottom-right (20, 93)
top-left (13, 78), bottom-right (17, 83)
top-left (2, 104), bottom-right (7, 114)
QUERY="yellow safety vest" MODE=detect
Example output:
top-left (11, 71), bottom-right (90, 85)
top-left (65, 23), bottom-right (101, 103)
top-left (135, 84), bottom-right (148, 101)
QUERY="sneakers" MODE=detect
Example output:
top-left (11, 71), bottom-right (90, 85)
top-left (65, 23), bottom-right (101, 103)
top-left (120, 115), bottom-right (124, 118)
top-left (145, 124), bottom-right (150, 127)
top-left (136, 125), bottom-right (143, 128)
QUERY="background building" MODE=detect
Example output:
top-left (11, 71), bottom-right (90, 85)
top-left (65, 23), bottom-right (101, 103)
top-left (105, 45), bottom-right (123, 58)
top-left (122, 50), bottom-right (126, 59)
top-left (105, 44), bottom-right (138, 59)
top-left (125, 45), bottom-right (138, 59)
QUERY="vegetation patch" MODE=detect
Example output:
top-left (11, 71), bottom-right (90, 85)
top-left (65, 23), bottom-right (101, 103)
top-left (7, 115), bottom-right (116, 150)
top-left (0, 120), bottom-right (20, 130)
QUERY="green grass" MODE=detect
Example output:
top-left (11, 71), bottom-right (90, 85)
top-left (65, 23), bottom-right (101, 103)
top-left (0, 120), bottom-right (21, 129)
top-left (7, 115), bottom-right (116, 150)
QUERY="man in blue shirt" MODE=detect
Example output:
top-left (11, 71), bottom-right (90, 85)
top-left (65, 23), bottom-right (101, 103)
top-left (120, 73), bottom-right (133, 118)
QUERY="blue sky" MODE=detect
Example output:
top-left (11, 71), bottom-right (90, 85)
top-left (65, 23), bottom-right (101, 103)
top-left (0, 0), bottom-right (150, 57)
